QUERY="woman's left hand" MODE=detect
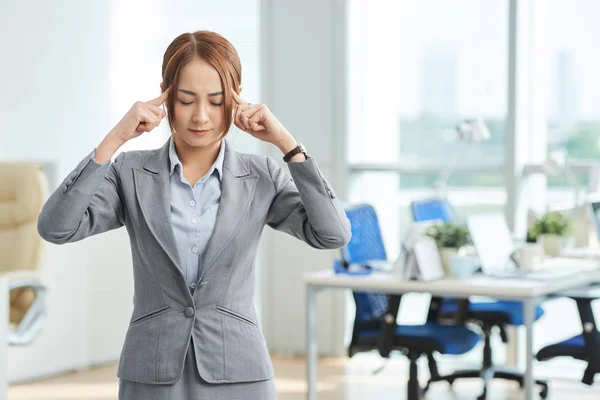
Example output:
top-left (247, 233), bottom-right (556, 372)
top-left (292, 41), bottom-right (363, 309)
top-left (231, 89), bottom-right (293, 149)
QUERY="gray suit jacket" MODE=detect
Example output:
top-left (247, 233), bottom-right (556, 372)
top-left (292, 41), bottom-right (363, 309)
top-left (37, 138), bottom-right (351, 385)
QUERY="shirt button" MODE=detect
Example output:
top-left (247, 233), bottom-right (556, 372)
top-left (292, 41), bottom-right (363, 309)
top-left (200, 178), bottom-right (206, 183)
top-left (185, 307), bottom-right (195, 318)
top-left (191, 218), bottom-right (197, 224)
top-left (189, 200), bottom-right (196, 207)
top-left (192, 247), bottom-right (198, 253)
top-left (190, 282), bottom-right (197, 289)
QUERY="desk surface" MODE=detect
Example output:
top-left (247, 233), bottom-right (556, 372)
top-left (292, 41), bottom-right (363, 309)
top-left (304, 258), bottom-right (600, 301)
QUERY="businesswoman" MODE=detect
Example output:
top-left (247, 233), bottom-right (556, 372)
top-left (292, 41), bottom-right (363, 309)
top-left (37, 30), bottom-right (351, 399)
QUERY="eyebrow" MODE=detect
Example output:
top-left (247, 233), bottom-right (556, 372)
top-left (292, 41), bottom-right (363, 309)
top-left (177, 89), bottom-right (223, 97)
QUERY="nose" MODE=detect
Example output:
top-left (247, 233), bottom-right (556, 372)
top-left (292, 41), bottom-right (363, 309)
top-left (192, 103), bottom-right (210, 124)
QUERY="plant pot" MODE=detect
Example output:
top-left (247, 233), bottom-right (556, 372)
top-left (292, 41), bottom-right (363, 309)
top-left (439, 247), bottom-right (459, 277)
top-left (539, 234), bottom-right (563, 257)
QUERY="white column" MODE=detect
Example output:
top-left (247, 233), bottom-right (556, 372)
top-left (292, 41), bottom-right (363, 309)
top-left (506, 0), bottom-right (549, 236)
top-left (0, 277), bottom-right (8, 400)
top-left (259, 0), bottom-right (349, 356)
top-left (505, 0), bottom-right (549, 367)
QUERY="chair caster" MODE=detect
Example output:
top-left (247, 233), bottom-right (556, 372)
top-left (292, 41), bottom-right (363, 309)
top-left (477, 390), bottom-right (487, 400)
top-left (540, 387), bottom-right (549, 399)
top-left (422, 382), bottom-right (430, 394)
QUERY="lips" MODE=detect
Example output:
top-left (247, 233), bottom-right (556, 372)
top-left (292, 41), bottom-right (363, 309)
top-left (190, 129), bottom-right (210, 136)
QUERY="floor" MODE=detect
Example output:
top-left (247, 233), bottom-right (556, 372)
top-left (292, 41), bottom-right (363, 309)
top-left (8, 352), bottom-right (600, 399)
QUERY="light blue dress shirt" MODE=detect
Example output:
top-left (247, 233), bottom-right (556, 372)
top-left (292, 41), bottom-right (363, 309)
top-left (168, 137), bottom-right (225, 291)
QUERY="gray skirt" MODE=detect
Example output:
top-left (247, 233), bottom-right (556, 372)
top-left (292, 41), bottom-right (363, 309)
top-left (118, 343), bottom-right (277, 400)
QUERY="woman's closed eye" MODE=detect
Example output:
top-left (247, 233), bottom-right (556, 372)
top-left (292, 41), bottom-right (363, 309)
top-left (178, 99), bottom-right (223, 106)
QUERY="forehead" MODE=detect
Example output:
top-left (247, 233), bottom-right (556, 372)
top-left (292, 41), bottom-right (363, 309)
top-left (178, 56), bottom-right (222, 92)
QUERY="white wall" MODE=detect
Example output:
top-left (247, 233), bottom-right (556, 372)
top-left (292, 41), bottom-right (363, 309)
top-left (2, 0), bottom-right (113, 382)
top-left (259, 0), bottom-right (350, 356)
top-left (1, 0), bottom-right (259, 382)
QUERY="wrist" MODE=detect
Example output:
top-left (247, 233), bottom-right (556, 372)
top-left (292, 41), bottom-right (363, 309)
top-left (275, 134), bottom-right (297, 154)
top-left (107, 129), bottom-right (128, 146)
top-left (95, 132), bottom-right (126, 164)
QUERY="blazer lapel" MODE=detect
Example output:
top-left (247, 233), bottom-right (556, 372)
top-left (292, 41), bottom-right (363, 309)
top-left (132, 138), bottom-right (259, 281)
top-left (199, 141), bottom-right (258, 280)
top-left (133, 139), bottom-right (183, 276)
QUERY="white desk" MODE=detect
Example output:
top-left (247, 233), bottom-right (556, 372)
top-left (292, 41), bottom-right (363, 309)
top-left (304, 259), bottom-right (600, 400)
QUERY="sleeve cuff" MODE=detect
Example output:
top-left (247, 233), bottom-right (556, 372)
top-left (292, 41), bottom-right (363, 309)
top-left (90, 149), bottom-right (111, 166)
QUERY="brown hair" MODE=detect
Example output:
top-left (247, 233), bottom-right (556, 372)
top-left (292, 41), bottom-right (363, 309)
top-left (160, 31), bottom-right (241, 137)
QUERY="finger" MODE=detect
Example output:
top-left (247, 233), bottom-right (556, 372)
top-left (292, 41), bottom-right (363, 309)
top-left (249, 118), bottom-right (262, 131)
top-left (235, 104), bottom-right (246, 129)
top-left (248, 114), bottom-right (264, 131)
top-left (230, 88), bottom-right (247, 105)
top-left (146, 104), bottom-right (165, 118)
top-left (244, 104), bottom-right (262, 120)
top-left (239, 111), bottom-right (251, 131)
top-left (147, 87), bottom-right (170, 107)
top-left (138, 108), bottom-right (160, 132)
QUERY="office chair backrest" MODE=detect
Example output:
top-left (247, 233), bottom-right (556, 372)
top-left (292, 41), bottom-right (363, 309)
top-left (353, 291), bottom-right (389, 323)
top-left (343, 204), bottom-right (388, 264)
top-left (411, 197), bottom-right (456, 223)
top-left (343, 204), bottom-right (389, 325)
top-left (0, 163), bottom-right (48, 273)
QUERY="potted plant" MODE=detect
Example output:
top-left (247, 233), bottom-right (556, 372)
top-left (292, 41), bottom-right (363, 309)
top-left (426, 222), bottom-right (471, 276)
top-left (531, 211), bottom-right (571, 256)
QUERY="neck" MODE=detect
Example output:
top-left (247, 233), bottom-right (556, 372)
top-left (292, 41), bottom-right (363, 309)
top-left (172, 135), bottom-right (222, 172)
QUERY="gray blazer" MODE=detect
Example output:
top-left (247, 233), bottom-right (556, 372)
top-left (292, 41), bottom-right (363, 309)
top-left (37, 138), bottom-right (351, 385)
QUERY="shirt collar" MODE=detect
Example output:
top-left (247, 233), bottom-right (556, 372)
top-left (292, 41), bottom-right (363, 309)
top-left (168, 136), bottom-right (225, 182)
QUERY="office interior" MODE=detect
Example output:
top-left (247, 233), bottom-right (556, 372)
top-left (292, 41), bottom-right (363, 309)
top-left (2, 0), bottom-right (600, 399)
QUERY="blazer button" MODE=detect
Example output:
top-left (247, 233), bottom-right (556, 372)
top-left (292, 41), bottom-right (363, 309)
top-left (185, 307), bottom-right (195, 318)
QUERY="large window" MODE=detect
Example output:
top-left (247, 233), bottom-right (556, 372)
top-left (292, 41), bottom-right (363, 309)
top-left (349, 0), bottom-right (507, 179)
top-left (348, 0), bottom-right (509, 258)
top-left (547, 0), bottom-right (600, 161)
top-left (347, 0), bottom-right (600, 375)
top-left (546, 0), bottom-right (600, 191)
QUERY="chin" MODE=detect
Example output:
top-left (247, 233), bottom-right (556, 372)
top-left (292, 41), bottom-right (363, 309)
top-left (178, 132), bottom-right (223, 148)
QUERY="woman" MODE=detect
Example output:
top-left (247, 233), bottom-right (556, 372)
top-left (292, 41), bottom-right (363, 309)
top-left (37, 30), bottom-right (350, 399)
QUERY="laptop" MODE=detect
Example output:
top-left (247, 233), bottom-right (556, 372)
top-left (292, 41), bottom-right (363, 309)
top-left (467, 212), bottom-right (596, 280)
top-left (466, 213), bottom-right (521, 277)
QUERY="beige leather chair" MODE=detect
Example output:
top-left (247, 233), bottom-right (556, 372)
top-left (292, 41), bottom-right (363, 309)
top-left (0, 162), bottom-right (49, 345)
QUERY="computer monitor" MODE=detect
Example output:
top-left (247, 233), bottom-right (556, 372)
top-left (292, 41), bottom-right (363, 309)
top-left (467, 212), bottom-right (517, 274)
top-left (587, 194), bottom-right (600, 238)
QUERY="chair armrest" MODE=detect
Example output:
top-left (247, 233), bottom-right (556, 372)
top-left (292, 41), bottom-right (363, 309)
top-left (2, 271), bottom-right (48, 346)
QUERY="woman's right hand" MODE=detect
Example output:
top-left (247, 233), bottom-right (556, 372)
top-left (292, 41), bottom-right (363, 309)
top-left (111, 87), bottom-right (170, 143)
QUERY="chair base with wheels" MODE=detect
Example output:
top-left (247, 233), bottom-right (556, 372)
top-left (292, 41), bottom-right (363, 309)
top-left (536, 288), bottom-right (600, 386)
top-left (349, 293), bottom-right (480, 400)
top-left (424, 298), bottom-right (548, 399)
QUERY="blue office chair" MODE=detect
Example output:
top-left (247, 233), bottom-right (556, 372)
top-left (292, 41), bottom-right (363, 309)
top-left (344, 204), bottom-right (480, 400)
top-left (410, 197), bottom-right (548, 400)
top-left (536, 285), bottom-right (600, 385)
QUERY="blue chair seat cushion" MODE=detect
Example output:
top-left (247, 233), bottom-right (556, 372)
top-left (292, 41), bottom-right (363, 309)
top-left (440, 299), bottom-right (544, 326)
top-left (536, 333), bottom-right (599, 361)
top-left (360, 323), bottom-right (479, 355)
